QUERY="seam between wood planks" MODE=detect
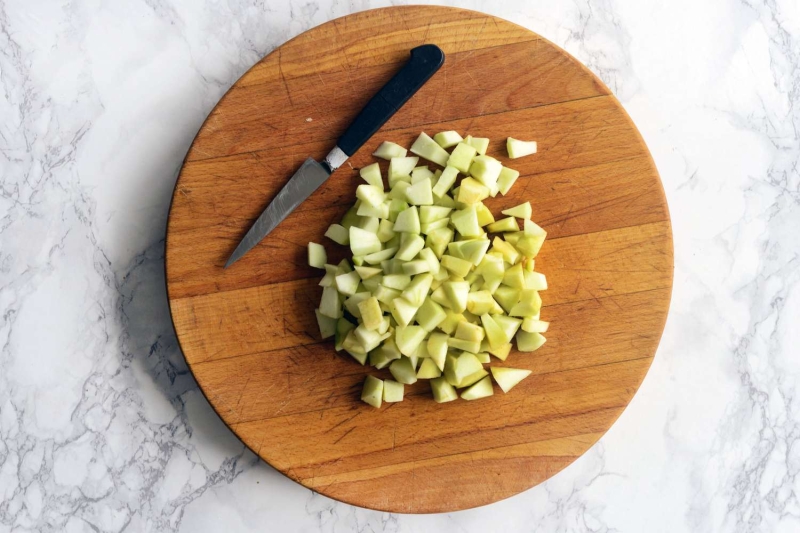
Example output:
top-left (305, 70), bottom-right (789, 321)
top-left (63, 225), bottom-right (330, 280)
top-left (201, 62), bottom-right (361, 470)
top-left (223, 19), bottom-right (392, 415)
top-left (294, 429), bottom-right (609, 485)
top-left (166, 153), bottom-right (658, 238)
top-left (167, 220), bottom-right (672, 303)
top-left (184, 93), bottom-right (610, 163)
top-left (200, 353), bottom-right (655, 429)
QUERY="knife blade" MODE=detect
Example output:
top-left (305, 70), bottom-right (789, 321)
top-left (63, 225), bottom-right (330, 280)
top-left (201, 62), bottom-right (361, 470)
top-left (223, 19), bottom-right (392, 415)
top-left (225, 44), bottom-right (444, 268)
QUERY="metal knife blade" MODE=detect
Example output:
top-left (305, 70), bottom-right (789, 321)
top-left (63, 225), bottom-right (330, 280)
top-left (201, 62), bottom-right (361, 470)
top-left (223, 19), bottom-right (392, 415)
top-left (224, 150), bottom-right (344, 268)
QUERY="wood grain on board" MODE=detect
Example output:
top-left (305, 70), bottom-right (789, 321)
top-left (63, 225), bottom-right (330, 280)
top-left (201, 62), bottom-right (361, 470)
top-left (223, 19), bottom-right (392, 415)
top-left (165, 5), bottom-right (673, 513)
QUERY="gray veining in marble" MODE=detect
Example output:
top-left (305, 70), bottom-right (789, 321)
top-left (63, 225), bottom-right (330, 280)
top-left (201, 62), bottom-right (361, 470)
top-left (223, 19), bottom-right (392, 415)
top-left (1, 0), bottom-right (799, 531)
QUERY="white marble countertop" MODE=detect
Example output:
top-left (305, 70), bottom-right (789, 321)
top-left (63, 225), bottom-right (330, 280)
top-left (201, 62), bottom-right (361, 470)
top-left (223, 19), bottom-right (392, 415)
top-left (2, 0), bottom-right (799, 531)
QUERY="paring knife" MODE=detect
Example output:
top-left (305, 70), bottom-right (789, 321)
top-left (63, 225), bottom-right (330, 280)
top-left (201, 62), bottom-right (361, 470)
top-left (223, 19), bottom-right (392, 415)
top-left (225, 44), bottom-right (445, 268)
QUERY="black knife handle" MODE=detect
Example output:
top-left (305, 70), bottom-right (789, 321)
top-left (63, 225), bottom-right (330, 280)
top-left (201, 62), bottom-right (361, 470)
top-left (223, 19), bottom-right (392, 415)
top-left (336, 44), bottom-right (445, 157)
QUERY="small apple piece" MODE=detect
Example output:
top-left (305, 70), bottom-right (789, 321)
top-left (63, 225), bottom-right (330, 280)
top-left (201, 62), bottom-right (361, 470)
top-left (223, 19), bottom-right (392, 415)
top-left (441, 255), bottom-right (473, 278)
top-left (395, 326), bottom-right (427, 357)
top-left (349, 226), bottom-right (382, 256)
top-left (389, 356), bottom-right (418, 384)
top-left (383, 380), bottom-right (404, 402)
top-left (361, 375), bottom-right (384, 408)
top-left (360, 162), bottom-right (384, 188)
top-left (343, 331), bottom-right (368, 364)
top-left (447, 337), bottom-right (481, 353)
top-left (497, 166), bottom-right (520, 195)
top-left (417, 297), bottom-right (447, 331)
top-left (405, 178), bottom-right (434, 206)
top-left (493, 314), bottom-right (522, 342)
top-left (434, 130), bottom-right (463, 149)
top-left (455, 320), bottom-right (485, 343)
top-left (315, 309), bottom-right (337, 339)
top-left (393, 205), bottom-right (421, 234)
top-left (335, 270), bottom-right (361, 296)
top-left (475, 352), bottom-right (491, 364)
top-left (419, 206), bottom-right (452, 223)
top-left (319, 286), bottom-right (342, 319)
top-left (395, 234), bottom-right (425, 261)
top-left (450, 205), bottom-right (481, 237)
top-left (417, 358), bottom-right (442, 379)
top-left (524, 271), bottom-right (548, 291)
top-left (356, 184), bottom-right (386, 208)
top-left (308, 242), bottom-right (327, 268)
top-left (475, 203), bottom-right (495, 226)
top-left (370, 338), bottom-right (402, 368)
top-left (364, 246), bottom-right (398, 264)
top-left (457, 178), bottom-right (490, 205)
top-left (461, 375), bottom-right (493, 400)
top-left (480, 313), bottom-right (507, 349)
top-left (515, 234), bottom-right (546, 258)
top-left (492, 237), bottom-right (520, 264)
top-left (426, 227), bottom-right (454, 258)
top-left (402, 260), bottom-right (430, 275)
top-left (465, 135), bottom-right (490, 156)
top-left (325, 224), bottom-right (350, 245)
top-left (522, 318), bottom-right (550, 333)
top-left (358, 296), bottom-right (384, 331)
top-left (432, 166), bottom-right (459, 197)
top-left (447, 142), bottom-right (478, 173)
top-left (430, 377), bottom-right (458, 403)
top-left (502, 202), bottom-right (532, 219)
top-left (491, 367), bottom-right (532, 393)
top-left (509, 289), bottom-right (542, 318)
top-left (507, 138), bottom-right (538, 159)
top-left (517, 330), bottom-right (547, 352)
top-left (418, 247), bottom-right (441, 275)
top-left (502, 263), bottom-right (525, 289)
top-left (466, 291), bottom-right (497, 315)
top-left (354, 324), bottom-right (384, 352)
top-left (411, 166), bottom-right (435, 184)
top-left (410, 132), bottom-right (451, 167)
top-left (427, 332), bottom-right (449, 371)
top-left (487, 342), bottom-right (512, 361)
top-left (468, 155), bottom-right (502, 191)
top-left (373, 141), bottom-right (408, 159)
top-left (389, 156), bottom-right (419, 181)
top-left (334, 318), bottom-right (354, 351)
top-left (443, 280), bottom-right (470, 313)
top-left (389, 297), bottom-right (418, 326)
top-left (354, 265), bottom-right (381, 279)
top-left (487, 217), bottom-right (519, 233)
top-left (402, 273), bottom-right (433, 306)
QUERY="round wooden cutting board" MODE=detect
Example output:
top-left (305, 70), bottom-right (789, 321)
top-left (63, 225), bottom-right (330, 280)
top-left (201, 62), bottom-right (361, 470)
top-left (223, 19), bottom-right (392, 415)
top-left (166, 6), bottom-right (672, 513)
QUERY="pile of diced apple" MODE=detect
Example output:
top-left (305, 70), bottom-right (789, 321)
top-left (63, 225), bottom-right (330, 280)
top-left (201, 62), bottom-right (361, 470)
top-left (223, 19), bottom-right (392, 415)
top-left (309, 132), bottom-right (547, 408)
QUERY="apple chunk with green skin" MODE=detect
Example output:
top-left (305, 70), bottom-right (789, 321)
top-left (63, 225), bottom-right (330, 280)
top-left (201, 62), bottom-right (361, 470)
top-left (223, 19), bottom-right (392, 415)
top-left (434, 130), bottom-right (463, 149)
top-left (389, 356), bottom-right (418, 384)
top-left (491, 367), bottom-right (532, 393)
top-left (361, 375), bottom-right (384, 408)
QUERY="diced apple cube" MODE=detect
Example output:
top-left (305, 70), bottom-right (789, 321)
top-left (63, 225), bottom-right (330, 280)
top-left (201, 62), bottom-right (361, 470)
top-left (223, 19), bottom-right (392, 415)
top-left (443, 280), bottom-right (470, 313)
top-left (522, 318), bottom-right (549, 333)
top-left (357, 296), bottom-right (383, 331)
top-left (416, 358), bottom-right (442, 379)
top-left (392, 205), bottom-right (420, 234)
top-left (491, 367), bottom-right (532, 393)
top-left (507, 137), bottom-right (537, 159)
top-left (325, 224), bottom-right (350, 245)
top-left (434, 130), bottom-right (463, 149)
top-left (402, 273), bottom-right (433, 306)
top-left (395, 326), bottom-right (427, 358)
top-left (497, 166), bottom-right (520, 196)
top-left (430, 377), bottom-right (458, 403)
top-left (315, 309), bottom-right (337, 339)
top-left (361, 375), bottom-right (384, 407)
top-left (410, 132), bottom-right (451, 167)
top-left (405, 178), bottom-right (434, 206)
top-left (364, 246), bottom-right (398, 264)
top-left (308, 242), bottom-right (327, 268)
top-left (389, 156), bottom-right (419, 181)
top-left (447, 142), bottom-right (478, 173)
top-left (468, 155), bottom-right (502, 190)
top-left (383, 380), bottom-right (404, 402)
top-left (461, 375), bottom-right (493, 400)
top-left (457, 177), bottom-right (490, 205)
top-left (319, 286), bottom-right (342, 319)
top-left (395, 234), bottom-right (425, 261)
top-left (502, 202), bottom-right (532, 219)
top-left (487, 217), bottom-right (519, 233)
top-left (373, 141), bottom-right (407, 160)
